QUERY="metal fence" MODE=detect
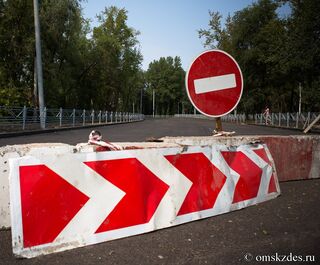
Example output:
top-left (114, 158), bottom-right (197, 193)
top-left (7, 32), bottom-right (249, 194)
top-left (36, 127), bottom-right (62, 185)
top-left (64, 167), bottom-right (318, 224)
top-left (175, 113), bottom-right (246, 123)
top-left (176, 112), bottom-right (319, 131)
top-left (0, 106), bottom-right (144, 132)
top-left (145, 114), bottom-right (174, 119)
top-left (251, 112), bottom-right (319, 130)
top-left (223, 112), bottom-right (320, 130)
top-left (1, 105), bottom-right (318, 133)
top-left (174, 114), bottom-right (213, 120)
top-left (221, 113), bottom-right (246, 124)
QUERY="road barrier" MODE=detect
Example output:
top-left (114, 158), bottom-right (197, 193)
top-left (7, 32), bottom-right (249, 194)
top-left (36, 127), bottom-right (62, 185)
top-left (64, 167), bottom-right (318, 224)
top-left (161, 135), bottom-right (320, 182)
top-left (2, 135), bottom-right (319, 257)
top-left (1, 142), bottom-right (180, 230)
top-left (7, 141), bottom-right (279, 258)
top-left (260, 136), bottom-right (320, 181)
top-left (0, 144), bottom-right (74, 229)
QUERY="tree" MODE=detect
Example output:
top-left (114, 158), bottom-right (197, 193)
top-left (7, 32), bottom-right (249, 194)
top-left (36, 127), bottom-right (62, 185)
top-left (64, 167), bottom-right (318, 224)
top-left (284, 0), bottom-right (320, 111)
top-left (199, 0), bottom-right (320, 113)
top-left (0, 1), bottom-right (187, 115)
top-left (146, 56), bottom-right (187, 115)
top-left (0, 0), bottom-right (88, 108)
top-left (200, 0), bottom-right (282, 113)
top-left (0, 0), bottom-right (34, 106)
top-left (87, 6), bottom-right (143, 111)
top-left (39, 0), bottom-right (88, 108)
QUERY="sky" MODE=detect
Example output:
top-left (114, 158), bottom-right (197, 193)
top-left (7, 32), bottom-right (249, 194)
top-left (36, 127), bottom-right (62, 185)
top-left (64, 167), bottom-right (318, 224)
top-left (81, 0), bottom-right (278, 70)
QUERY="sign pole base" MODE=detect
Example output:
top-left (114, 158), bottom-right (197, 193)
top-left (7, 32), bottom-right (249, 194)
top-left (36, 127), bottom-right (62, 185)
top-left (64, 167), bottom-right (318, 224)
top-left (215, 117), bottom-right (222, 132)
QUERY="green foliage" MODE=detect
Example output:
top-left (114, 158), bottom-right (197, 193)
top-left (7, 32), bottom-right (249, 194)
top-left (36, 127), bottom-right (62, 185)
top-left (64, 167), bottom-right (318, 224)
top-left (199, 0), bottom-right (320, 113)
top-left (3, 0), bottom-right (318, 115)
top-left (39, 0), bottom-right (89, 108)
top-left (88, 6), bottom-right (143, 111)
top-left (0, 0), bottom-right (34, 105)
top-left (146, 56), bottom-right (189, 115)
top-left (0, 1), bottom-right (143, 112)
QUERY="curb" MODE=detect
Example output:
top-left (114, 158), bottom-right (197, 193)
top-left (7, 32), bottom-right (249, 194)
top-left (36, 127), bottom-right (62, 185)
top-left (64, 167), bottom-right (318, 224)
top-left (0, 119), bottom-right (144, 138)
top-left (244, 122), bottom-right (320, 133)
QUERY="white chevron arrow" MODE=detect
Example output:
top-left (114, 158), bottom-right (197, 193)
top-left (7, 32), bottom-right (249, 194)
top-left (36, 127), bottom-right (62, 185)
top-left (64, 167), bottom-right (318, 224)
top-left (238, 145), bottom-right (273, 201)
top-left (44, 154), bottom-right (125, 243)
top-left (135, 149), bottom-right (192, 228)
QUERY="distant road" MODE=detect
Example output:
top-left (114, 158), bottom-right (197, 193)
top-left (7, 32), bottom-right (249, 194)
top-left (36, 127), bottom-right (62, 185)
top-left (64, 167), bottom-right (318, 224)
top-left (0, 117), bottom-right (308, 146)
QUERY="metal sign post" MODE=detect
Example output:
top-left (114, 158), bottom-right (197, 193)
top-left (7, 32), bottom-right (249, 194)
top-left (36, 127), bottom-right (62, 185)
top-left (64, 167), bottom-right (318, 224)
top-left (215, 117), bottom-right (222, 132)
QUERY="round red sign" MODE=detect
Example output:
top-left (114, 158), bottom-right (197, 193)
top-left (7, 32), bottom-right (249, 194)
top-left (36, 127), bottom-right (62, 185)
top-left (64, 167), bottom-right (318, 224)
top-left (186, 50), bottom-right (243, 117)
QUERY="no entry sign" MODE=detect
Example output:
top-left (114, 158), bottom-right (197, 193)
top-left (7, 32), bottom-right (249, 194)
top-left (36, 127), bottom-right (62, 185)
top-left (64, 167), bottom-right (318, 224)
top-left (186, 50), bottom-right (243, 117)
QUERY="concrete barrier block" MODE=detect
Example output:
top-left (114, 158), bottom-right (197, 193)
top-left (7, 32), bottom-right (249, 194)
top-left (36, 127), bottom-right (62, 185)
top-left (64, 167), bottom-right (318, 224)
top-left (9, 143), bottom-right (279, 258)
top-left (0, 144), bottom-right (74, 229)
top-left (0, 151), bottom-right (19, 229)
top-left (161, 135), bottom-right (320, 181)
top-left (260, 136), bottom-right (320, 181)
top-left (2, 134), bottom-right (318, 237)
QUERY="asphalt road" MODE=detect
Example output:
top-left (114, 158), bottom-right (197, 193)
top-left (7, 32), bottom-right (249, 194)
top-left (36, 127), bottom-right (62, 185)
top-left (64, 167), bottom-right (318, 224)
top-left (0, 117), bottom-right (307, 146)
top-left (0, 118), bottom-right (319, 264)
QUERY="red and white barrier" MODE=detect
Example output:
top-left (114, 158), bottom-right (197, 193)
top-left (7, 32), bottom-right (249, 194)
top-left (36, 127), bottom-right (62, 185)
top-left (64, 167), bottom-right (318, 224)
top-left (10, 143), bottom-right (279, 258)
top-left (161, 135), bottom-right (320, 181)
top-left (0, 144), bottom-right (74, 229)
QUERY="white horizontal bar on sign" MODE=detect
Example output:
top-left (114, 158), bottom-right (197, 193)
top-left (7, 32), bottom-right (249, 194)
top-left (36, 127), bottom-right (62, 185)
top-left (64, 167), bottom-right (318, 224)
top-left (194, 73), bottom-right (236, 94)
